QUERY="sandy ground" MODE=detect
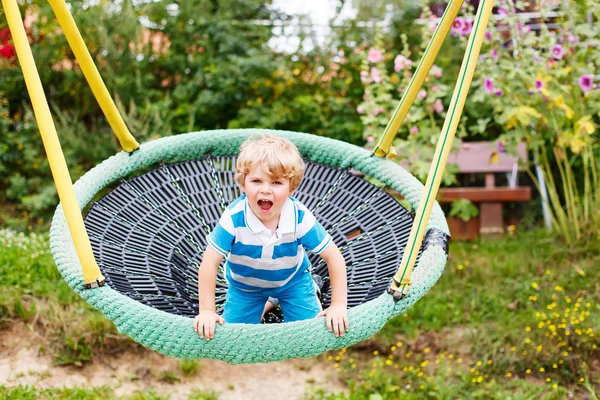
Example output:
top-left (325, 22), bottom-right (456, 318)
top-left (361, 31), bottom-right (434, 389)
top-left (0, 324), bottom-right (347, 399)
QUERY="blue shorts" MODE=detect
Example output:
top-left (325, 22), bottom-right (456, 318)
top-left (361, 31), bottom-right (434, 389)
top-left (222, 269), bottom-right (321, 324)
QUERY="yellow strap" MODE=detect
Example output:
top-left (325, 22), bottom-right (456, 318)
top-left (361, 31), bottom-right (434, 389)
top-left (48, 0), bottom-right (139, 152)
top-left (373, 0), bottom-right (465, 158)
top-left (2, 0), bottom-right (104, 287)
top-left (390, 0), bottom-right (495, 297)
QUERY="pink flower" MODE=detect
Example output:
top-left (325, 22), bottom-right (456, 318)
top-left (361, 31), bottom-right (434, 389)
top-left (373, 107), bottom-right (385, 116)
top-left (417, 89), bottom-right (427, 100)
top-left (360, 70), bottom-right (370, 83)
top-left (410, 126), bottom-right (419, 134)
top-left (535, 79), bottom-right (544, 92)
top-left (497, 140), bottom-right (505, 153)
top-left (357, 106), bottom-right (364, 114)
top-left (484, 77), bottom-right (494, 94)
top-left (432, 85), bottom-right (440, 92)
top-left (461, 20), bottom-right (473, 36)
top-left (370, 67), bottom-right (381, 83)
top-left (431, 64), bottom-right (442, 78)
top-left (579, 74), bottom-right (593, 92)
top-left (367, 48), bottom-right (384, 63)
top-left (495, 89), bottom-right (504, 96)
top-left (394, 54), bottom-right (413, 72)
top-left (497, 7), bottom-right (508, 15)
top-left (485, 31), bottom-right (492, 41)
top-left (551, 44), bottom-right (564, 59)
top-left (451, 18), bottom-right (465, 35)
top-left (432, 99), bottom-right (444, 114)
top-left (490, 49), bottom-right (498, 61)
top-left (367, 136), bottom-right (374, 143)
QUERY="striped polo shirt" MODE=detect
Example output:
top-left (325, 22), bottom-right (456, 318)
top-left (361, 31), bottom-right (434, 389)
top-left (207, 194), bottom-right (332, 291)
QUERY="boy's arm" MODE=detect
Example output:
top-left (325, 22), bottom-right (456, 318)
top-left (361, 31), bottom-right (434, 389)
top-left (198, 245), bottom-right (224, 312)
top-left (317, 243), bottom-right (349, 336)
top-left (195, 245), bottom-right (225, 340)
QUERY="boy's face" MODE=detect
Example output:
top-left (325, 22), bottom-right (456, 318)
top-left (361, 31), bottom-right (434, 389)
top-left (242, 165), bottom-right (294, 228)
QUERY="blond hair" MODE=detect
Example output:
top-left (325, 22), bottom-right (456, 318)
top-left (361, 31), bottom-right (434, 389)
top-left (236, 135), bottom-right (305, 191)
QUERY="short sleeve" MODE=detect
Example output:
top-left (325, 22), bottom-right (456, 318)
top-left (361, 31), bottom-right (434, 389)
top-left (206, 210), bottom-right (235, 256)
top-left (297, 207), bottom-right (332, 255)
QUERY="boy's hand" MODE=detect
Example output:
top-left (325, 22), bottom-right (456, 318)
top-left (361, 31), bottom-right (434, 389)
top-left (194, 310), bottom-right (225, 341)
top-left (317, 303), bottom-right (349, 337)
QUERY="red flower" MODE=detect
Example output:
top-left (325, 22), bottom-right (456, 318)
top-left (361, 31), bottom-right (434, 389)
top-left (0, 27), bottom-right (11, 44)
top-left (0, 44), bottom-right (15, 60)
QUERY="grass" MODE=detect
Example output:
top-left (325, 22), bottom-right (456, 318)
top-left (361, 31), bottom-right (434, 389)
top-left (316, 229), bottom-right (600, 399)
top-left (0, 228), bottom-right (598, 398)
top-left (0, 385), bottom-right (219, 399)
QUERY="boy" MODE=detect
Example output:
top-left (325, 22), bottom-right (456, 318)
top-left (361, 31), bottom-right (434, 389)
top-left (193, 135), bottom-right (349, 340)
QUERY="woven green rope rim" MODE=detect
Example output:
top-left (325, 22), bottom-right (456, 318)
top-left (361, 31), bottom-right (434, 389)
top-left (49, 129), bottom-right (449, 364)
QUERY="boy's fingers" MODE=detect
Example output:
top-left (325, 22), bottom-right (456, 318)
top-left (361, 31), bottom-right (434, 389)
top-left (193, 317), bottom-right (198, 332)
top-left (218, 316), bottom-right (225, 325)
top-left (208, 321), bottom-right (215, 340)
top-left (326, 315), bottom-right (332, 332)
top-left (344, 316), bottom-right (350, 331)
top-left (337, 319), bottom-right (345, 337)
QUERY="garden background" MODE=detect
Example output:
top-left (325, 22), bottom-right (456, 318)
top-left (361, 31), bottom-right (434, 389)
top-left (0, 0), bottom-right (599, 398)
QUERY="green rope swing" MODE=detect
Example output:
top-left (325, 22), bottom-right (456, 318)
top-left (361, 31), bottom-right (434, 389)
top-left (50, 129), bottom-right (449, 364)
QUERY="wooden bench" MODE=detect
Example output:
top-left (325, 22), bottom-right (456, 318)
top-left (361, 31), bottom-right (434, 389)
top-left (438, 141), bottom-right (531, 239)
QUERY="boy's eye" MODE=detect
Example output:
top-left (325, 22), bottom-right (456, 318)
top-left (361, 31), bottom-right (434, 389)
top-left (252, 179), bottom-right (261, 184)
top-left (273, 181), bottom-right (282, 185)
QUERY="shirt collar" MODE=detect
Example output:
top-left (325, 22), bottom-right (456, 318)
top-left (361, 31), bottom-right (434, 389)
top-left (244, 196), bottom-right (296, 234)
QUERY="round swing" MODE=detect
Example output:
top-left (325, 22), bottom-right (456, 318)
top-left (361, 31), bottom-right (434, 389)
top-left (4, 0), bottom-right (494, 364)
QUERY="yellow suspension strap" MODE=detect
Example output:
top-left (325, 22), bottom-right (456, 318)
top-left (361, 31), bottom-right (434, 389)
top-left (48, 0), bottom-right (139, 152)
top-left (373, 0), bottom-right (465, 158)
top-left (2, 0), bottom-right (104, 287)
top-left (389, 0), bottom-right (495, 300)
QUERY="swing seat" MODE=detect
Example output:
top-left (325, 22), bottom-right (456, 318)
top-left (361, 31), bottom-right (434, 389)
top-left (50, 129), bottom-right (449, 364)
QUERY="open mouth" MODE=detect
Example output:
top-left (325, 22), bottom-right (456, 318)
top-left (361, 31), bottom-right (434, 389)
top-left (258, 199), bottom-right (273, 212)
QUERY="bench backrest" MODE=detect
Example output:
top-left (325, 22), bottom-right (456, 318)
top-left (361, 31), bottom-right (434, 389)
top-left (448, 141), bottom-right (527, 173)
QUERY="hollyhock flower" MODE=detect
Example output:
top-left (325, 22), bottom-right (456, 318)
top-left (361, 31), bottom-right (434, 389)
top-left (567, 33), bottom-right (579, 44)
top-left (432, 99), bottom-right (444, 114)
top-left (490, 49), bottom-right (498, 61)
top-left (410, 126), bottom-right (419, 134)
top-left (360, 70), bottom-right (370, 83)
top-left (535, 79), bottom-right (544, 92)
top-left (367, 48), bottom-right (384, 63)
top-left (417, 89), bottom-right (427, 100)
top-left (485, 31), bottom-right (492, 41)
top-left (429, 23), bottom-right (438, 32)
top-left (550, 44), bottom-right (564, 59)
top-left (451, 18), bottom-right (465, 35)
top-left (431, 64), bottom-right (442, 78)
top-left (495, 89), bottom-right (504, 96)
top-left (356, 106), bottom-right (364, 114)
top-left (497, 7), bottom-right (508, 15)
top-left (484, 77), bottom-right (494, 94)
top-left (373, 107), bottom-right (385, 116)
top-left (394, 55), bottom-right (413, 72)
top-left (461, 20), bottom-right (473, 36)
top-left (497, 140), bottom-right (506, 153)
top-left (367, 136), bottom-right (374, 143)
top-left (579, 74), bottom-right (593, 92)
top-left (370, 67), bottom-right (381, 83)
top-left (432, 85), bottom-right (440, 92)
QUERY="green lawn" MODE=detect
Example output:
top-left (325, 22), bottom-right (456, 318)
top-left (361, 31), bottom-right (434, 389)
top-left (1, 228), bottom-right (598, 399)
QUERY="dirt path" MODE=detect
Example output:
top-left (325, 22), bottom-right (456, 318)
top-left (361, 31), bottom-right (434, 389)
top-left (0, 324), bottom-right (347, 399)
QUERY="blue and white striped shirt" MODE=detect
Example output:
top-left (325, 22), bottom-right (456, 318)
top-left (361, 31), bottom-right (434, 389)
top-left (207, 194), bottom-right (332, 291)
